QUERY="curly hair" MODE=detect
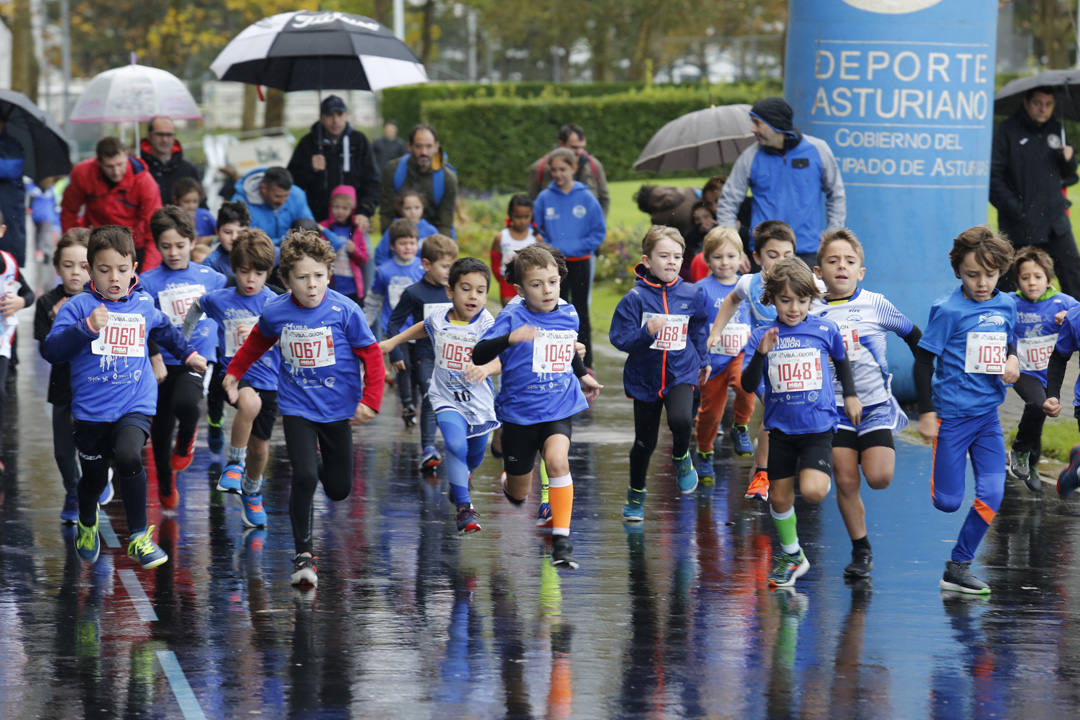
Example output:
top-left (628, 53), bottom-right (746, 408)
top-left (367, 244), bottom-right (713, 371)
top-left (279, 229), bottom-right (335, 278)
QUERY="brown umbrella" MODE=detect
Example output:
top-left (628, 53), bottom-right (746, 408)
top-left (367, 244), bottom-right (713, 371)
top-left (633, 104), bottom-right (756, 173)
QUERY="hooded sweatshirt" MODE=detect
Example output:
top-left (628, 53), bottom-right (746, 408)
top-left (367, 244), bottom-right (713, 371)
top-left (319, 184), bottom-right (370, 297)
top-left (234, 168), bottom-right (315, 245)
top-left (532, 180), bottom-right (606, 260)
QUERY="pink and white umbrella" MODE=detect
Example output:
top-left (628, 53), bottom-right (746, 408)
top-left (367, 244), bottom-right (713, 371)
top-left (69, 61), bottom-right (201, 123)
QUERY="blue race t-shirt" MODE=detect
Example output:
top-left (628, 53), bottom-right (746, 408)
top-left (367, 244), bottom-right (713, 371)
top-left (1013, 290), bottom-right (1077, 387)
top-left (918, 287), bottom-right (1017, 419)
top-left (201, 286), bottom-right (280, 391)
top-left (1053, 304), bottom-right (1080, 408)
top-left (139, 263), bottom-right (227, 364)
top-left (372, 256), bottom-right (424, 333)
top-left (743, 316), bottom-right (847, 434)
top-left (256, 288), bottom-right (377, 422)
top-left (697, 275), bottom-right (751, 377)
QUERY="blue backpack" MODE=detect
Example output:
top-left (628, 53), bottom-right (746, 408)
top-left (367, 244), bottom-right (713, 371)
top-left (393, 153), bottom-right (455, 205)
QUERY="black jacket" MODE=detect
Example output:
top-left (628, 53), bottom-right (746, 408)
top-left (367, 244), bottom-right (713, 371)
top-left (35, 284), bottom-right (71, 406)
top-left (139, 138), bottom-right (201, 205)
top-left (288, 121), bottom-right (380, 220)
top-left (990, 108), bottom-right (1079, 246)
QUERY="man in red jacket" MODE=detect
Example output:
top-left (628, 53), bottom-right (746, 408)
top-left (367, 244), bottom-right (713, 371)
top-left (61, 137), bottom-right (163, 270)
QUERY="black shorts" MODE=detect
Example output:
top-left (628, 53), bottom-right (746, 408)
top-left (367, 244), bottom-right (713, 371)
top-left (501, 418), bottom-right (573, 476)
top-left (767, 428), bottom-right (834, 480)
top-left (233, 381), bottom-right (278, 442)
top-left (833, 428), bottom-right (894, 453)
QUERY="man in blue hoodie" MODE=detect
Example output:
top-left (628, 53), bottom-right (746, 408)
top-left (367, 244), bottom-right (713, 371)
top-left (235, 166), bottom-right (314, 245)
top-left (533, 147), bottom-right (607, 368)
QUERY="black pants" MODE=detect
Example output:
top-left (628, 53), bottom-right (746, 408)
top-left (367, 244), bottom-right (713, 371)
top-left (282, 415), bottom-right (354, 555)
top-left (150, 365), bottom-right (205, 493)
top-left (1012, 372), bottom-right (1047, 459)
top-left (207, 364), bottom-right (225, 425)
top-left (629, 384), bottom-right (694, 491)
top-left (561, 258), bottom-right (593, 368)
top-left (74, 414), bottom-right (150, 532)
top-left (53, 403), bottom-right (80, 495)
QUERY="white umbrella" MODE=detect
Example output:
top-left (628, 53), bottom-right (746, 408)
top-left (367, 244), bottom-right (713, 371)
top-left (69, 62), bottom-right (201, 123)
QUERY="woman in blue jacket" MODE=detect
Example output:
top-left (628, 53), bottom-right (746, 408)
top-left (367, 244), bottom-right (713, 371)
top-left (610, 226), bottom-right (709, 521)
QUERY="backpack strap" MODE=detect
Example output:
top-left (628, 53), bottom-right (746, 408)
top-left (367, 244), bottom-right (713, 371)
top-left (393, 154), bottom-right (409, 193)
top-left (396, 154), bottom-right (444, 205)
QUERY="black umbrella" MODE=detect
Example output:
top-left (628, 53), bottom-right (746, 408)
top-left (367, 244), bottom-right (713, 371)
top-left (995, 69), bottom-right (1080, 121)
top-left (0, 89), bottom-right (72, 182)
top-left (209, 10), bottom-right (428, 92)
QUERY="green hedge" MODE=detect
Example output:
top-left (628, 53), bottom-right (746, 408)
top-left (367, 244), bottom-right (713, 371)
top-left (422, 82), bottom-right (780, 192)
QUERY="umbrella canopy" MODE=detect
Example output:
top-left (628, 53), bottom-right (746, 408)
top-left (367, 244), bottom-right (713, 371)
top-left (995, 69), bottom-right (1080, 121)
top-left (69, 63), bottom-right (202, 124)
top-left (634, 104), bottom-right (756, 173)
top-left (0, 89), bottom-right (72, 182)
top-left (210, 10), bottom-right (427, 92)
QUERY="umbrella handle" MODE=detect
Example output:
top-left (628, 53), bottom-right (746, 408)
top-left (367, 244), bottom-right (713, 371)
top-left (257, 85), bottom-right (265, 102)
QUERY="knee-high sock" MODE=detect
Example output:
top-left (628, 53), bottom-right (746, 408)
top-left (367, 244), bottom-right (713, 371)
top-left (540, 460), bottom-right (550, 504)
top-left (548, 473), bottom-right (572, 536)
top-left (770, 506), bottom-right (800, 555)
top-left (437, 411), bottom-right (471, 505)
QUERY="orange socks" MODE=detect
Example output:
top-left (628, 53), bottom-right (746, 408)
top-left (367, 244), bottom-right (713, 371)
top-left (548, 474), bottom-right (573, 535)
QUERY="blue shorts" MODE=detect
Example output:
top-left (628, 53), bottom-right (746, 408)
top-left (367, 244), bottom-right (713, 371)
top-left (931, 409), bottom-right (1006, 514)
top-left (836, 396), bottom-right (908, 435)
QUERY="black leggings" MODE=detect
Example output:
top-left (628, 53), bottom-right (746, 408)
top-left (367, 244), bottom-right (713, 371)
top-left (207, 365), bottom-right (225, 425)
top-left (150, 365), bottom-right (205, 492)
top-left (561, 258), bottom-right (593, 368)
top-left (74, 414), bottom-right (150, 532)
top-left (630, 384), bottom-right (694, 491)
top-left (1012, 372), bottom-right (1047, 458)
top-left (53, 403), bottom-right (80, 495)
top-left (282, 415), bottom-right (354, 555)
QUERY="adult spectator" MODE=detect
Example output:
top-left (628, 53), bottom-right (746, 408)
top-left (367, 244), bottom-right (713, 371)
top-left (234, 166), bottom-right (314, 245)
top-left (0, 120), bottom-right (26, 267)
top-left (990, 86), bottom-right (1080, 296)
top-left (140, 117), bottom-right (200, 205)
top-left (716, 97), bottom-right (845, 266)
top-left (288, 95), bottom-right (380, 234)
top-left (61, 137), bottom-right (163, 269)
top-left (372, 120), bottom-right (407, 175)
top-left (379, 124), bottom-right (458, 236)
top-left (527, 123), bottom-right (610, 216)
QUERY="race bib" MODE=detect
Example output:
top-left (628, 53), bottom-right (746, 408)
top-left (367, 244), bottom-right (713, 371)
top-left (223, 316), bottom-right (256, 357)
top-left (436, 328), bottom-right (475, 371)
top-left (768, 347), bottom-right (823, 392)
top-left (531, 329), bottom-right (577, 374)
top-left (91, 312), bottom-right (146, 357)
top-left (281, 326), bottom-right (335, 369)
top-left (158, 284), bottom-right (205, 326)
top-left (964, 331), bottom-right (1008, 374)
top-left (388, 277), bottom-right (411, 309)
top-left (838, 322), bottom-right (863, 357)
top-left (711, 322), bottom-right (751, 357)
top-left (642, 312), bottom-right (689, 351)
top-left (424, 302), bottom-right (453, 321)
top-left (1017, 334), bottom-right (1056, 372)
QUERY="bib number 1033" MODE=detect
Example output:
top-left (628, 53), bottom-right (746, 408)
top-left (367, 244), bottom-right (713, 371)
top-left (964, 331), bottom-right (1007, 374)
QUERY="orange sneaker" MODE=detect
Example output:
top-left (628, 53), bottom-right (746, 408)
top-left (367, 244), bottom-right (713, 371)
top-left (745, 470), bottom-right (770, 502)
top-left (159, 484), bottom-right (180, 510)
top-left (170, 430), bottom-right (198, 472)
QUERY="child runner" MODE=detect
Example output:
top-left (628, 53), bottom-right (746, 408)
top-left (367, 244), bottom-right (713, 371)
top-left (224, 229), bottom-right (385, 587)
top-left (140, 207), bottom-right (227, 508)
top-left (533, 147), bottom-right (607, 369)
top-left (320, 184), bottom-right (369, 305)
top-left (811, 229), bottom-right (923, 580)
top-left (610, 226), bottom-right (709, 521)
top-left (373, 189), bottom-right (438, 267)
top-left (43, 225), bottom-right (208, 567)
top-left (491, 194), bottom-right (541, 306)
top-left (0, 210), bottom-right (35, 473)
top-left (183, 228), bottom-right (280, 528)
top-left (1005, 246), bottom-right (1075, 491)
top-left (380, 257), bottom-right (500, 532)
top-left (738, 257), bottom-right (859, 588)
top-left (705, 221), bottom-right (797, 502)
top-left (914, 226), bottom-right (1018, 595)
top-left (694, 226), bottom-right (757, 486)
top-left (472, 245), bottom-right (603, 568)
top-left (1045, 307), bottom-right (1080, 497)
top-left (386, 233), bottom-right (458, 471)
top-left (201, 201), bottom-right (251, 278)
top-left (35, 229), bottom-right (113, 521)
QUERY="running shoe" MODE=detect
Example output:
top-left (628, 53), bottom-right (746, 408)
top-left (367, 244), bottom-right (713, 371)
top-left (61, 494), bottom-right (79, 525)
top-left (217, 462), bottom-right (244, 494)
top-left (128, 526), bottom-right (168, 569)
top-left (550, 535), bottom-right (579, 570)
top-left (1025, 450), bottom-right (1043, 493)
top-left (402, 405), bottom-right (417, 428)
top-left (98, 478), bottom-right (114, 505)
top-left (456, 503), bottom-right (482, 534)
top-left (75, 518), bottom-right (100, 563)
top-left (694, 450), bottom-right (715, 486)
top-left (1058, 444), bottom-right (1080, 499)
top-left (1009, 449), bottom-right (1031, 485)
top-left (673, 452), bottom-right (698, 494)
top-left (622, 487), bottom-right (646, 522)
top-left (768, 549), bottom-right (810, 588)
top-left (536, 502), bottom-right (553, 528)
top-left (501, 472), bottom-right (525, 506)
top-left (170, 430), bottom-right (198, 472)
top-left (745, 470), bottom-right (770, 502)
top-left (241, 492), bottom-right (267, 528)
top-left (291, 553), bottom-right (318, 587)
top-left (420, 445), bottom-right (442, 471)
top-left (940, 560), bottom-right (990, 595)
top-left (159, 481), bottom-right (180, 510)
top-left (732, 424), bottom-right (755, 457)
top-left (207, 418), bottom-right (225, 454)
top-left (844, 547), bottom-right (874, 580)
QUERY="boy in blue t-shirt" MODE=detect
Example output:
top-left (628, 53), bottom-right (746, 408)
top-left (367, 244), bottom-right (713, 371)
top-left (739, 258), bottom-right (859, 589)
top-left (915, 226), bottom-right (1018, 595)
top-left (364, 218), bottom-right (424, 340)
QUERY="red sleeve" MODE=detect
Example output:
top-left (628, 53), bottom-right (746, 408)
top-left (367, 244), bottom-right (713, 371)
top-left (690, 252), bottom-right (709, 283)
top-left (226, 325), bottom-right (278, 380)
top-left (134, 176), bottom-right (163, 249)
top-left (491, 249), bottom-right (504, 283)
top-left (60, 173), bottom-right (87, 231)
top-left (354, 343), bottom-right (385, 412)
